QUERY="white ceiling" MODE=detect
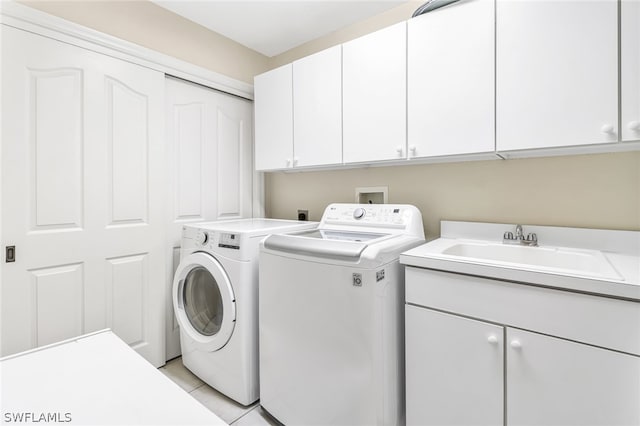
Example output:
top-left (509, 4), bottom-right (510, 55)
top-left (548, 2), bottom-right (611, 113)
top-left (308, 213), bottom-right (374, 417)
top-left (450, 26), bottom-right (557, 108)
top-left (151, 1), bottom-right (409, 57)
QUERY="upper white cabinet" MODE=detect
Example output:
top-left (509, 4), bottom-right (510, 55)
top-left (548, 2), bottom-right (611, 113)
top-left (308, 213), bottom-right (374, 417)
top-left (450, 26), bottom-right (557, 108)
top-left (408, 0), bottom-right (494, 158)
top-left (293, 45), bottom-right (342, 167)
top-left (622, 0), bottom-right (640, 142)
top-left (343, 22), bottom-right (407, 164)
top-left (496, 0), bottom-right (618, 151)
top-left (254, 64), bottom-right (293, 170)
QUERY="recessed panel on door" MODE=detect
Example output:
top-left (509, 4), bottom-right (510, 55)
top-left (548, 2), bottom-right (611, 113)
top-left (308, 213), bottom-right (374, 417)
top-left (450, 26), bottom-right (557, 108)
top-left (174, 103), bottom-right (205, 221)
top-left (31, 263), bottom-right (84, 347)
top-left (107, 78), bottom-right (149, 226)
top-left (217, 108), bottom-right (242, 219)
top-left (107, 254), bottom-right (147, 348)
top-left (30, 69), bottom-right (84, 231)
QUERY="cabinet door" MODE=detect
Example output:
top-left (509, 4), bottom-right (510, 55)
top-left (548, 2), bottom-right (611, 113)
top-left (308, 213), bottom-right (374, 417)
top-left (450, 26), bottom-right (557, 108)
top-left (254, 64), bottom-right (293, 170)
top-left (507, 329), bottom-right (640, 426)
top-left (405, 306), bottom-right (503, 426)
top-left (343, 22), bottom-right (406, 163)
top-left (623, 0), bottom-right (640, 141)
top-left (293, 45), bottom-right (342, 167)
top-left (496, 0), bottom-right (618, 150)
top-left (408, 0), bottom-right (494, 158)
top-left (2, 26), bottom-right (166, 366)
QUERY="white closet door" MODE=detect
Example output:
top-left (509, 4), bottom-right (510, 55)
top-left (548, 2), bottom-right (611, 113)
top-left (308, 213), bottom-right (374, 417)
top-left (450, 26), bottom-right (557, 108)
top-left (1, 26), bottom-right (166, 366)
top-left (165, 77), bottom-right (253, 360)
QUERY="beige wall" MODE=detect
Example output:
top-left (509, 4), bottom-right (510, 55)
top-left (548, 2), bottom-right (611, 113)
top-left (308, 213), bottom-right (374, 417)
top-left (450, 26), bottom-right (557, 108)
top-left (266, 153), bottom-right (640, 240)
top-left (20, 0), bottom-right (270, 84)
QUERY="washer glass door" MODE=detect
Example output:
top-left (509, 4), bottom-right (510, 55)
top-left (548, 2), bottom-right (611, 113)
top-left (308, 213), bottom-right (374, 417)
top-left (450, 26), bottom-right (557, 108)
top-left (183, 266), bottom-right (224, 336)
top-left (173, 252), bottom-right (236, 351)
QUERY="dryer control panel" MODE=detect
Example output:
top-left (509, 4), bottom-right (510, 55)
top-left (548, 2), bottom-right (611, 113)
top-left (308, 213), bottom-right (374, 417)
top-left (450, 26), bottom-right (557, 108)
top-left (218, 233), bottom-right (240, 250)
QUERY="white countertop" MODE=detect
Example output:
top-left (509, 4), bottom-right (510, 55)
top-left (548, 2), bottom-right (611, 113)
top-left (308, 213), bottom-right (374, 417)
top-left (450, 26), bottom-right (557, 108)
top-left (401, 221), bottom-right (640, 301)
top-left (0, 330), bottom-right (227, 425)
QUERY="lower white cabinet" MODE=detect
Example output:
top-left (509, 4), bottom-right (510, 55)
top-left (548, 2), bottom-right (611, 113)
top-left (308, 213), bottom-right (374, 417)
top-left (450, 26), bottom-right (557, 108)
top-left (406, 306), bottom-right (503, 426)
top-left (405, 269), bottom-right (640, 426)
top-left (507, 328), bottom-right (640, 426)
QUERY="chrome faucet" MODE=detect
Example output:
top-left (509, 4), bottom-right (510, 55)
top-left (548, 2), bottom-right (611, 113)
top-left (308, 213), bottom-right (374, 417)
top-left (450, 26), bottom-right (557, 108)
top-left (515, 224), bottom-right (523, 241)
top-left (504, 224), bottom-right (538, 246)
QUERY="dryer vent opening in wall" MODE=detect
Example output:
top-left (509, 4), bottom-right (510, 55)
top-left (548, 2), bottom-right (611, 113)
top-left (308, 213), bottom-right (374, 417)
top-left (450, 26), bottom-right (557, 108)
top-left (355, 186), bottom-right (388, 204)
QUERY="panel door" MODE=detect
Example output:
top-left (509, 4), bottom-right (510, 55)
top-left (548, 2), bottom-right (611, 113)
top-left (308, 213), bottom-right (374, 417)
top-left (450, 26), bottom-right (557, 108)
top-left (165, 77), bottom-right (253, 360)
top-left (623, 0), bottom-right (640, 141)
top-left (343, 22), bottom-right (407, 164)
top-left (408, 0), bottom-right (494, 158)
top-left (405, 306), bottom-right (503, 426)
top-left (293, 45), bottom-right (342, 167)
top-left (507, 328), bottom-right (640, 425)
top-left (1, 26), bottom-right (166, 366)
top-left (496, 0), bottom-right (618, 150)
top-left (254, 64), bottom-right (293, 170)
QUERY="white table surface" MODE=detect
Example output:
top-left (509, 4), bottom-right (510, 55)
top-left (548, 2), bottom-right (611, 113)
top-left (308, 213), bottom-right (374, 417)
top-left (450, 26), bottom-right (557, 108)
top-left (0, 330), bottom-right (227, 425)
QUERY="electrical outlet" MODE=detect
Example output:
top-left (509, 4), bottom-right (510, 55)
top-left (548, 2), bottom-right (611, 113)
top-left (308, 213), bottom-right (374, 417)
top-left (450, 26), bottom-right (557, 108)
top-left (297, 209), bottom-right (308, 221)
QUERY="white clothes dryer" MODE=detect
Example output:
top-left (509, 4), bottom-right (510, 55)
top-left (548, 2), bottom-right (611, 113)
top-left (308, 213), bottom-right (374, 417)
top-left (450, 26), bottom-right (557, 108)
top-left (259, 204), bottom-right (425, 425)
top-left (172, 219), bottom-right (317, 406)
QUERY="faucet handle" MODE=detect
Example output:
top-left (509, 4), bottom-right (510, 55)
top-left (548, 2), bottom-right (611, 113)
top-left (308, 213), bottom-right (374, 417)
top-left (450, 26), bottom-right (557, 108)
top-left (504, 231), bottom-right (514, 240)
top-left (525, 233), bottom-right (538, 245)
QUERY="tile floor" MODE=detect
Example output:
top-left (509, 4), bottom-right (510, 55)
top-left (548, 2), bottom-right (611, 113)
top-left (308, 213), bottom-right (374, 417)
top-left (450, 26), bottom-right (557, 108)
top-left (159, 357), bottom-right (281, 426)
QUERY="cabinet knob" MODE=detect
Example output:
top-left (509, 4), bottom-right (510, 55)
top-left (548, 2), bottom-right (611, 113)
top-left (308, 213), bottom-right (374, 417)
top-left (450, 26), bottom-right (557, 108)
top-left (409, 146), bottom-right (417, 156)
top-left (487, 335), bottom-right (499, 344)
top-left (396, 146), bottom-right (403, 155)
top-left (510, 340), bottom-right (522, 349)
top-left (628, 121), bottom-right (640, 132)
top-left (600, 124), bottom-right (615, 134)
top-left (286, 158), bottom-right (291, 167)
top-left (293, 157), bottom-right (299, 166)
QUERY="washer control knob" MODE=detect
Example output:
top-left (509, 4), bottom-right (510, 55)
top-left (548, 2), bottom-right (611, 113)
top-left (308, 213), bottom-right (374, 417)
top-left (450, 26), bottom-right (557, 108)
top-left (353, 208), bottom-right (366, 220)
top-left (195, 231), bottom-right (208, 245)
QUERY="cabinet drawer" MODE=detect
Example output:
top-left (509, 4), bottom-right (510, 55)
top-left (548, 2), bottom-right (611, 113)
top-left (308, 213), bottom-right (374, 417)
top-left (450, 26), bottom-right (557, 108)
top-left (406, 267), bottom-right (640, 355)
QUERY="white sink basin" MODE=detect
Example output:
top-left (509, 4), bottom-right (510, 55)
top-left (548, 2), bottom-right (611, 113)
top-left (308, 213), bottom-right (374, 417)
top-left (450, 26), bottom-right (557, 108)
top-left (437, 241), bottom-right (623, 281)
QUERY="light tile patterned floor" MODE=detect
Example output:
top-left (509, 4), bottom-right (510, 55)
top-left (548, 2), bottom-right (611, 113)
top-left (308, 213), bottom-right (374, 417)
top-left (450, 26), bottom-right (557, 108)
top-left (160, 357), bottom-right (280, 426)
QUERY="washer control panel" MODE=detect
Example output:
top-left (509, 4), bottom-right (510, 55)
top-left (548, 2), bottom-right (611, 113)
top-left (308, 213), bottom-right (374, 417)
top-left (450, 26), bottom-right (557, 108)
top-left (323, 204), bottom-right (413, 228)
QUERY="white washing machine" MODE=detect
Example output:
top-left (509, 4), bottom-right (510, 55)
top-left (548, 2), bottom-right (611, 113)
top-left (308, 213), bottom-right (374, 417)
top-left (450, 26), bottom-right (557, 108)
top-left (259, 203), bottom-right (425, 425)
top-left (172, 219), bottom-right (317, 406)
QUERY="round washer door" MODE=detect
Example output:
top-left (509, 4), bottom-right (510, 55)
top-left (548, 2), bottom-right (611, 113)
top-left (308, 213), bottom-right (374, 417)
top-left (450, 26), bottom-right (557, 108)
top-left (172, 252), bottom-right (236, 352)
